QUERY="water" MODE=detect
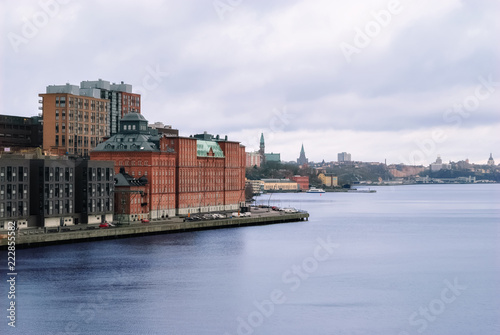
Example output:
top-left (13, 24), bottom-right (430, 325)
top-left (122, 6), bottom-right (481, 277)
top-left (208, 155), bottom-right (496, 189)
top-left (1, 184), bottom-right (499, 335)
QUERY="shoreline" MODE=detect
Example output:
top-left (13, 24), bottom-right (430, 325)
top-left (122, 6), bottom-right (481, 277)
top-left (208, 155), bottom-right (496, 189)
top-left (0, 211), bottom-right (309, 249)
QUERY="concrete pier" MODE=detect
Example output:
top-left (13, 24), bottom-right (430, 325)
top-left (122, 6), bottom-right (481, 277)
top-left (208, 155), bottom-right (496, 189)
top-left (0, 212), bottom-right (309, 249)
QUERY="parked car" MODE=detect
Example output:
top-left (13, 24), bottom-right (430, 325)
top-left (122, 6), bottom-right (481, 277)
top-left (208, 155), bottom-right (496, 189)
top-left (141, 219), bottom-right (150, 223)
top-left (241, 212), bottom-right (252, 217)
top-left (99, 222), bottom-right (109, 228)
top-left (282, 208), bottom-right (298, 213)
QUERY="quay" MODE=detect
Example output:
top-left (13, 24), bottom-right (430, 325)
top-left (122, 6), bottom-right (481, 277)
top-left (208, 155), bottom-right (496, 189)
top-left (0, 210), bottom-right (309, 249)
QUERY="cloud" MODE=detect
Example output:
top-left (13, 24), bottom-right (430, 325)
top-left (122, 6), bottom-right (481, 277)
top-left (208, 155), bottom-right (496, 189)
top-left (0, 0), bottom-right (498, 164)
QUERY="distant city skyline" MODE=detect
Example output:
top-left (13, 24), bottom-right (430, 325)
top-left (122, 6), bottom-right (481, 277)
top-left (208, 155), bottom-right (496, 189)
top-left (0, 0), bottom-right (498, 164)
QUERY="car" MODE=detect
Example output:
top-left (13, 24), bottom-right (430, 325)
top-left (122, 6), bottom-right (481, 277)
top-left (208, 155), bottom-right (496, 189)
top-left (241, 212), bottom-right (251, 217)
top-left (282, 208), bottom-right (298, 213)
top-left (99, 222), bottom-right (109, 228)
top-left (141, 219), bottom-right (150, 223)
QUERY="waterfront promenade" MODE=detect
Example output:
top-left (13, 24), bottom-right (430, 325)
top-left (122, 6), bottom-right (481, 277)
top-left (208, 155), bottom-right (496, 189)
top-left (0, 208), bottom-right (308, 249)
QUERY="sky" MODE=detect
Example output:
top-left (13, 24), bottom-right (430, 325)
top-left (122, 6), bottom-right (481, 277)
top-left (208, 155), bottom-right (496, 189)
top-left (0, 0), bottom-right (499, 165)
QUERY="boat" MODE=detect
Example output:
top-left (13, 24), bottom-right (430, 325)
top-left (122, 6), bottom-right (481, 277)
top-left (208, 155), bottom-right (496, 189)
top-left (306, 187), bottom-right (326, 193)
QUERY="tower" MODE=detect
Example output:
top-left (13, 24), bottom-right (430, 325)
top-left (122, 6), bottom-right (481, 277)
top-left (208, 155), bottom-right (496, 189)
top-left (487, 153), bottom-right (495, 166)
top-left (259, 133), bottom-right (265, 163)
top-left (297, 143), bottom-right (308, 166)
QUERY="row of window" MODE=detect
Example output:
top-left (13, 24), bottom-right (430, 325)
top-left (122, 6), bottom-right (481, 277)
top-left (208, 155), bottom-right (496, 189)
top-left (86, 183), bottom-right (114, 198)
top-left (44, 183), bottom-right (73, 199)
top-left (118, 160), bottom-right (149, 166)
top-left (86, 168), bottom-right (114, 182)
top-left (54, 96), bottom-right (107, 112)
top-left (0, 201), bottom-right (28, 218)
top-left (44, 199), bottom-right (73, 215)
top-left (0, 166), bottom-right (28, 183)
top-left (86, 199), bottom-right (113, 213)
top-left (0, 184), bottom-right (28, 200)
top-left (55, 123), bottom-right (107, 136)
top-left (55, 110), bottom-right (107, 123)
top-left (44, 167), bottom-right (73, 182)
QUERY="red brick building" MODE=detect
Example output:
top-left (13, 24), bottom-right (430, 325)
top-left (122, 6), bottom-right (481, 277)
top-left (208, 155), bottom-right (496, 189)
top-left (291, 175), bottom-right (310, 190)
top-left (90, 113), bottom-right (245, 220)
top-left (113, 169), bottom-right (150, 223)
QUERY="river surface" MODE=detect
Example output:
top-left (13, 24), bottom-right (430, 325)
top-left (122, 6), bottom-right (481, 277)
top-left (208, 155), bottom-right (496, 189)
top-left (1, 184), bottom-right (499, 335)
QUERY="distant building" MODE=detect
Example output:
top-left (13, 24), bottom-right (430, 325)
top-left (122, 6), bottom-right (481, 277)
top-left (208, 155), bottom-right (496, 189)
top-left (265, 153), bottom-right (281, 162)
top-left (246, 179), bottom-right (264, 194)
top-left (246, 152), bottom-right (261, 167)
top-left (338, 152), bottom-right (351, 163)
top-left (259, 133), bottom-right (265, 163)
top-left (387, 165), bottom-right (425, 178)
top-left (261, 179), bottom-right (298, 192)
top-left (487, 153), bottom-right (495, 166)
top-left (149, 122), bottom-right (179, 137)
top-left (0, 114), bottom-right (43, 152)
top-left (291, 175), bottom-right (309, 190)
top-left (318, 173), bottom-right (338, 187)
top-left (258, 133), bottom-right (281, 163)
top-left (430, 155), bottom-right (451, 172)
top-left (297, 144), bottom-right (308, 166)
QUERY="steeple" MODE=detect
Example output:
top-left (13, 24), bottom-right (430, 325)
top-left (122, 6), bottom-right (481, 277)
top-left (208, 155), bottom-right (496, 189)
top-left (297, 143), bottom-right (308, 166)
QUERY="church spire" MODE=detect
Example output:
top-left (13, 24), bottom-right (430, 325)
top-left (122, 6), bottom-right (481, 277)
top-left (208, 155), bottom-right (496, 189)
top-left (297, 143), bottom-right (308, 165)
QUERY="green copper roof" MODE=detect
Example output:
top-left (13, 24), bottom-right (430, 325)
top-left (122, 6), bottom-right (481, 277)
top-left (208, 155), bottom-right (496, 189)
top-left (196, 140), bottom-right (224, 158)
top-left (265, 153), bottom-right (280, 162)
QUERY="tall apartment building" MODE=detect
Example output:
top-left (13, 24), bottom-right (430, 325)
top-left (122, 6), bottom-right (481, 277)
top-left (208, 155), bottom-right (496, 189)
top-left (39, 80), bottom-right (140, 157)
top-left (338, 152), bottom-right (351, 163)
top-left (80, 79), bottom-right (141, 135)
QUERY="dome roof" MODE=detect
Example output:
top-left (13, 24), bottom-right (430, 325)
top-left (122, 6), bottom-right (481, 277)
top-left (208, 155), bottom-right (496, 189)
top-left (122, 112), bottom-right (147, 122)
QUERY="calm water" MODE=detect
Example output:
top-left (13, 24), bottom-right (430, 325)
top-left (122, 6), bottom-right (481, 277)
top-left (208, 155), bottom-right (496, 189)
top-left (1, 184), bottom-right (499, 335)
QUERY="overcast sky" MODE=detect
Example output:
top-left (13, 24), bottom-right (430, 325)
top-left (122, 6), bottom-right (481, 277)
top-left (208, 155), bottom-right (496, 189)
top-left (1, 0), bottom-right (498, 164)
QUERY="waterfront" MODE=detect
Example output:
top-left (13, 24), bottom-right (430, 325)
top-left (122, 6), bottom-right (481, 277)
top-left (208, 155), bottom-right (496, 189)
top-left (1, 184), bottom-right (499, 334)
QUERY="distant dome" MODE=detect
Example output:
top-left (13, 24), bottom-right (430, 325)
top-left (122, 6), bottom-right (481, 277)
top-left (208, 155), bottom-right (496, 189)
top-left (122, 112), bottom-right (147, 122)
